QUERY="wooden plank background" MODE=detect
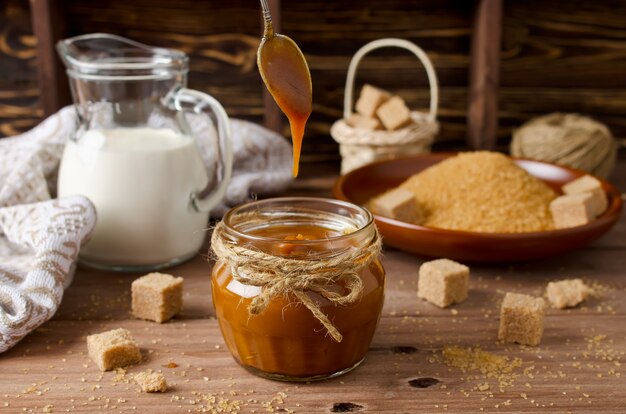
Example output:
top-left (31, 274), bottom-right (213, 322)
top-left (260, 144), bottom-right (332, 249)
top-left (1, 0), bottom-right (626, 166)
top-left (499, 1), bottom-right (626, 143)
top-left (0, 0), bottom-right (41, 137)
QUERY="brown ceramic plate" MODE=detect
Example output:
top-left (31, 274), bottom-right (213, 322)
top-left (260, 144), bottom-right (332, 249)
top-left (333, 153), bottom-right (623, 263)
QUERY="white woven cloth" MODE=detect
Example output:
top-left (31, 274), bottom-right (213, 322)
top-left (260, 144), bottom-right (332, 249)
top-left (0, 197), bottom-right (96, 353)
top-left (0, 106), bottom-right (292, 352)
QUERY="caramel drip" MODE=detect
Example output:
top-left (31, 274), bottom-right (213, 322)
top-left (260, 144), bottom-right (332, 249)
top-left (258, 35), bottom-right (312, 177)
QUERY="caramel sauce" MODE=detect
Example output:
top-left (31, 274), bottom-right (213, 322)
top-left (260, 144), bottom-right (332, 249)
top-left (211, 225), bottom-right (384, 379)
top-left (258, 31), bottom-right (312, 177)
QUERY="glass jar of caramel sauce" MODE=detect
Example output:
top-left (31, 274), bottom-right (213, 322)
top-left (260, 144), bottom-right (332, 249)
top-left (211, 197), bottom-right (385, 381)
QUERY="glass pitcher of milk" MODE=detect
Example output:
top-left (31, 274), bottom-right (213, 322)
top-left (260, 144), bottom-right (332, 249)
top-left (56, 34), bottom-right (232, 271)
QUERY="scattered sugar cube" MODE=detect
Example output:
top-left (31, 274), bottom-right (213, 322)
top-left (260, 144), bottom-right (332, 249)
top-left (498, 293), bottom-right (545, 346)
top-left (417, 259), bottom-right (469, 308)
top-left (134, 371), bottom-right (168, 393)
top-left (355, 84), bottom-right (391, 118)
top-left (550, 193), bottom-right (596, 229)
top-left (346, 113), bottom-right (382, 130)
top-left (372, 188), bottom-right (423, 224)
top-left (376, 96), bottom-right (412, 131)
top-left (546, 278), bottom-right (591, 309)
top-left (87, 328), bottom-right (141, 371)
top-left (132, 273), bottom-right (183, 323)
top-left (562, 175), bottom-right (607, 217)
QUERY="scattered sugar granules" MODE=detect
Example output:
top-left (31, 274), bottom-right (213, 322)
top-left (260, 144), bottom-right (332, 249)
top-left (395, 151), bottom-right (557, 232)
top-left (436, 346), bottom-right (523, 389)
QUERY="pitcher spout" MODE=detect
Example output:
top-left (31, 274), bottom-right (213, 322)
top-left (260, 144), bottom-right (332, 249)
top-left (57, 33), bottom-right (188, 80)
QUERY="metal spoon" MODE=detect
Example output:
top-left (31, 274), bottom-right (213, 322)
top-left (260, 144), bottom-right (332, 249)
top-left (257, 0), bottom-right (312, 177)
top-left (257, 0), bottom-right (312, 90)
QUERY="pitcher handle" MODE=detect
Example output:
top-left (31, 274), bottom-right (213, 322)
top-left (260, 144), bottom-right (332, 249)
top-left (171, 88), bottom-right (233, 213)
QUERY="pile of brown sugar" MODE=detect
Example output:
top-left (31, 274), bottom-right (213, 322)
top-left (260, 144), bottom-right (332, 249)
top-left (393, 151), bottom-right (557, 233)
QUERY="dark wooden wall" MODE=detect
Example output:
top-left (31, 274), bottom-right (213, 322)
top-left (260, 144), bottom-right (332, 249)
top-left (0, 0), bottom-right (41, 136)
top-left (500, 1), bottom-right (626, 142)
top-left (1, 0), bottom-right (625, 167)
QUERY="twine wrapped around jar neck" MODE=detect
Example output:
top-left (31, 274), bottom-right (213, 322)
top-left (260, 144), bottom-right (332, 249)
top-left (210, 221), bottom-right (383, 342)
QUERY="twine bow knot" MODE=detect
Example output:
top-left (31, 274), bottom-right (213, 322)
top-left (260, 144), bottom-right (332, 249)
top-left (210, 221), bottom-right (382, 342)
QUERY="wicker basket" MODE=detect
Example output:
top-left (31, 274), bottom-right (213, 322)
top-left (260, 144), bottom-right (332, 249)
top-left (330, 38), bottom-right (440, 174)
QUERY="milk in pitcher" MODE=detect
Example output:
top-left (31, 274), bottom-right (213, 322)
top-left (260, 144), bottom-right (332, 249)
top-left (58, 127), bottom-right (210, 267)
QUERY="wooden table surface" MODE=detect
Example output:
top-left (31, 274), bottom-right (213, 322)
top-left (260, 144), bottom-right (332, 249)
top-left (1, 163), bottom-right (625, 414)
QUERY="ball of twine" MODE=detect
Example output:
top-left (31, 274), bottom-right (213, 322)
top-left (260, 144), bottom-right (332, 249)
top-left (510, 113), bottom-right (617, 178)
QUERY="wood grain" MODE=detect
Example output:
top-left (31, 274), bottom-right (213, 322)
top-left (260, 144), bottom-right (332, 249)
top-left (467, 0), bottom-right (501, 150)
top-left (0, 160), bottom-right (625, 413)
top-left (0, 0), bottom-right (41, 136)
top-left (500, 0), bottom-right (626, 143)
top-left (3, 1), bottom-right (626, 161)
top-left (29, 0), bottom-right (70, 116)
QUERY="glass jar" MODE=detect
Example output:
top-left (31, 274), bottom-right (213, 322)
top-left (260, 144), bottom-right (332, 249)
top-left (211, 197), bottom-right (385, 382)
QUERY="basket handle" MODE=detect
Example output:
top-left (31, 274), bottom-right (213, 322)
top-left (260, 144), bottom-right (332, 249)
top-left (343, 38), bottom-right (439, 121)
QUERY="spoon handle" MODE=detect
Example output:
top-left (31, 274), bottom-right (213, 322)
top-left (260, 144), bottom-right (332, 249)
top-left (259, 0), bottom-right (274, 37)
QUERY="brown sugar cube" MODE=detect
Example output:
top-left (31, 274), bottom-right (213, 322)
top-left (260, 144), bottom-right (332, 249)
top-left (134, 371), bottom-right (168, 393)
top-left (376, 96), bottom-right (412, 131)
top-left (546, 278), bottom-right (591, 309)
top-left (354, 83), bottom-right (391, 118)
top-left (355, 84), bottom-right (391, 117)
top-left (562, 175), bottom-right (608, 217)
top-left (498, 293), bottom-right (545, 346)
top-left (417, 259), bottom-right (469, 308)
top-left (550, 193), bottom-right (595, 229)
top-left (346, 113), bottom-right (382, 130)
top-left (372, 188), bottom-right (423, 224)
top-left (87, 328), bottom-right (141, 371)
top-left (132, 273), bottom-right (183, 323)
